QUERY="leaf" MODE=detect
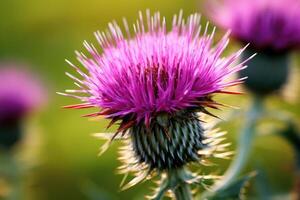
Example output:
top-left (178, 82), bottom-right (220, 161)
top-left (208, 172), bottom-right (256, 200)
top-left (278, 121), bottom-right (300, 167)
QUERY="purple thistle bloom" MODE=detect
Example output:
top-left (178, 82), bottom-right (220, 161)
top-left (0, 63), bottom-right (45, 150)
top-left (206, 0), bottom-right (300, 52)
top-left (0, 64), bottom-right (45, 125)
top-left (62, 11), bottom-right (248, 131)
top-left (62, 11), bottom-right (252, 197)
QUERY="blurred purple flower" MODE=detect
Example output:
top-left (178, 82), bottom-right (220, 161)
top-left (0, 63), bottom-right (45, 125)
top-left (62, 11), bottom-right (249, 132)
top-left (206, 0), bottom-right (300, 52)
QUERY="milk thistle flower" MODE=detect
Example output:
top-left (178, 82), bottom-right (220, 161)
top-left (61, 11), bottom-right (250, 199)
top-left (0, 64), bottom-right (45, 150)
top-left (206, 0), bottom-right (300, 95)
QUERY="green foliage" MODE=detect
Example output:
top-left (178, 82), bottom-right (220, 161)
top-left (208, 172), bottom-right (256, 200)
top-left (279, 121), bottom-right (300, 167)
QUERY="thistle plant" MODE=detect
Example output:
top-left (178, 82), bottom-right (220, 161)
top-left (0, 63), bottom-right (45, 199)
top-left (61, 11), bottom-right (250, 199)
top-left (0, 65), bottom-right (45, 150)
top-left (205, 0), bottom-right (300, 197)
top-left (207, 0), bottom-right (300, 96)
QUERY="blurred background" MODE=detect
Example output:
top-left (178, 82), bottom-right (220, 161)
top-left (0, 0), bottom-right (299, 199)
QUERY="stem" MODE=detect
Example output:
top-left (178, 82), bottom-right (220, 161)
top-left (212, 96), bottom-right (264, 192)
top-left (167, 168), bottom-right (193, 200)
top-left (174, 184), bottom-right (192, 200)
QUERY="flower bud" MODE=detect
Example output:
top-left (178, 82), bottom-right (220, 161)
top-left (131, 112), bottom-right (205, 171)
top-left (239, 48), bottom-right (289, 95)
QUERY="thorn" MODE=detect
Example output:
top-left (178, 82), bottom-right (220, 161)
top-left (201, 108), bottom-right (221, 120)
top-left (106, 117), bottom-right (119, 130)
top-left (110, 131), bottom-right (122, 142)
top-left (82, 108), bottom-right (115, 117)
top-left (216, 90), bottom-right (244, 95)
top-left (63, 103), bottom-right (94, 109)
top-left (82, 112), bottom-right (102, 117)
top-left (112, 120), bottom-right (136, 141)
top-left (98, 140), bottom-right (111, 156)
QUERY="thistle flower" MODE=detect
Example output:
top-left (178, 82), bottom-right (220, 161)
top-left (0, 64), bottom-right (45, 150)
top-left (207, 0), bottom-right (300, 52)
top-left (61, 11), bottom-right (250, 199)
top-left (206, 0), bottom-right (300, 95)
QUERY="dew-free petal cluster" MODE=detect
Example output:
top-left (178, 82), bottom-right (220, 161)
top-left (63, 11), bottom-right (248, 127)
top-left (207, 0), bottom-right (300, 51)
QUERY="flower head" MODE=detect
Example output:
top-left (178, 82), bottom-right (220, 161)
top-left (206, 0), bottom-right (300, 52)
top-left (0, 64), bottom-right (45, 125)
top-left (62, 11), bottom-right (250, 195)
top-left (0, 63), bottom-right (45, 150)
top-left (63, 11), bottom-right (248, 129)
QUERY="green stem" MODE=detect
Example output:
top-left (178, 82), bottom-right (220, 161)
top-left (173, 184), bottom-right (192, 200)
top-left (167, 168), bottom-right (192, 200)
top-left (212, 96), bottom-right (263, 192)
